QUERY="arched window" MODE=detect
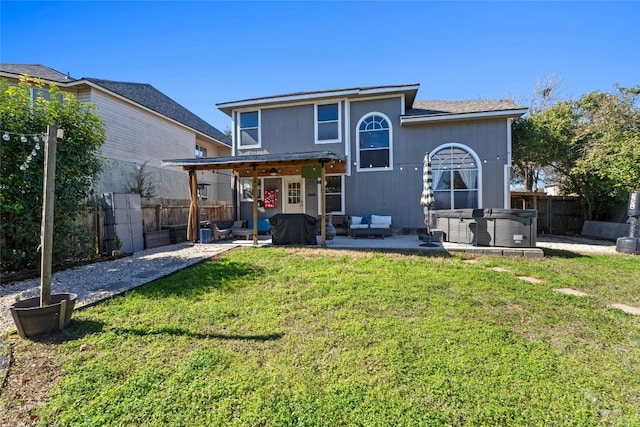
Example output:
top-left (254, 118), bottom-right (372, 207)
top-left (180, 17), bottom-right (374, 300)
top-left (431, 144), bottom-right (479, 209)
top-left (357, 113), bottom-right (392, 170)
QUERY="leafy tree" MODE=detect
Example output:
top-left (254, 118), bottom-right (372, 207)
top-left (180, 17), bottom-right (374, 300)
top-left (513, 84), bottom-right (640, 220)
top-left (0, 75), bottom-right (105, 271)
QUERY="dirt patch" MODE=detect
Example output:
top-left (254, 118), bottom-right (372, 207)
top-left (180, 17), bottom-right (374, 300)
top-left (0, 334), bottom-right (64, 426)
top-left (517, 276), bottom-right (544, 284)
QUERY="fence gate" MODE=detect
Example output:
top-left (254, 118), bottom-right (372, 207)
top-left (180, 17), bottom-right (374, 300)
top-left (102, 193), bottom-right (144, 254)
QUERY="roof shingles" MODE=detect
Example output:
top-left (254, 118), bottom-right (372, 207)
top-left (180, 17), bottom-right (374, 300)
top-left (0, 64), bottom-right (230, 145)
top-left (406, 100), bottom-right (526, 117)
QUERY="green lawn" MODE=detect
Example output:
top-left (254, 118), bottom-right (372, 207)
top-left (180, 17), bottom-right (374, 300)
top-left (14, 248), bottom-right (640, 425)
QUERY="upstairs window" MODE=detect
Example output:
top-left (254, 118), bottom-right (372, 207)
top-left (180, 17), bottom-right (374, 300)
top-left (195, 145), bottom-right (207, 158)
top-left (315, 102), bottom-right (341, 143)
top-left (357, 113), bottom-right (392, 170)
top-left (239, 111), bottom-right (260, 148)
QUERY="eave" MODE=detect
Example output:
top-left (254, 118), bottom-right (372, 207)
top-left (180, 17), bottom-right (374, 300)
top-left (401, 109), bottom-right (528, 125)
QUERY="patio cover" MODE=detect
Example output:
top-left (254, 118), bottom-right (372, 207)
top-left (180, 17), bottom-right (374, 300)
top-left (162, 151), bottom-right (348, 246)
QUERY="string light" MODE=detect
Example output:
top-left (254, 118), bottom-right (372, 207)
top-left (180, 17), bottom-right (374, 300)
top-left (1, 129), bottom-right (48, 171)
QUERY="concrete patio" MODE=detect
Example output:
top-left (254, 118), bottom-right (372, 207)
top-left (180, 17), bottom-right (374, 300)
top-left (216, 234), bottom-right (548, 257)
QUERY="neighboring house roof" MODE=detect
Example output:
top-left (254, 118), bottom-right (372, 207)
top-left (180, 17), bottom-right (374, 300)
top-left (0, 63), bottom-right (73, 83)
top-left (217, 84), bottom-right (420, 115)
top-left (0, 63), bottom-right (230, 146)
top-left (84, 78), bottom-right (230, 145)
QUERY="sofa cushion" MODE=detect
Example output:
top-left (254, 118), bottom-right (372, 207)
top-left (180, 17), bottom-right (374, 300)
top-left (361, 215), bottom-right (370, 224)
top-left (350, 224), bottom-right (369, 229)
top-left (351, 216), bottom-right (362, 225)
top-left (371, 215), bottom-right (392, 226)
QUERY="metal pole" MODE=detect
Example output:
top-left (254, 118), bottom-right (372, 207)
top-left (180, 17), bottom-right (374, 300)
top-left (40, 126), bottom-right (57, 307)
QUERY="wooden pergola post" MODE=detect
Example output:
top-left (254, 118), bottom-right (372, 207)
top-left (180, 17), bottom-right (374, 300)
top-left (320, 162), bottom-right (326, 247)
top-left (252, 165), bottom-right (259, 246)
top-left (40, 125), bottom-right (57, 307)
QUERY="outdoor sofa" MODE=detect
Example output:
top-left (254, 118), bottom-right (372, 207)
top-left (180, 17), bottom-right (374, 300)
top-left (348, 214), bottom-right (393, 238)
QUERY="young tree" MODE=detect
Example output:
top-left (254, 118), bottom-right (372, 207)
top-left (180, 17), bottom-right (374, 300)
top-left (125, 161), bottom-right (157, 198)
top-left (511, 75), bottom-right (566, 191)
top-left (0, 76), bottom-right (106, 271)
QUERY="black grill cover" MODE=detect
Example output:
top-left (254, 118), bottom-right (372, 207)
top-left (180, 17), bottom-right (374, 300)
top-left (269, 214), bottom-right (317, 245)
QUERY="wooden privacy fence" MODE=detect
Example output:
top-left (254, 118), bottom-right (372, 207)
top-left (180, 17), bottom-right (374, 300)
top-left (140, 198), bottom-right (233, 232)
top-left (511, 192), bottom-right (583, 235)
top-left (79, 197), bottom-right (233, 255)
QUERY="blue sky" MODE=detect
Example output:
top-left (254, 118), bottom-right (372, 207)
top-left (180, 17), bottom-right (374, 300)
top-left (1, 1), bottom-right (638, 133)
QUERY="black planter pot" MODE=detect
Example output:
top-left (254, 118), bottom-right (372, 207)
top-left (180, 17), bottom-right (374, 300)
top-left (10, 293), bottom-right (77, 339)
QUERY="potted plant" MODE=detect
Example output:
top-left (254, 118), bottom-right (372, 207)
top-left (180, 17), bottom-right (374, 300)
top-left (112, 234), bottom-right (123, 256)
top-left (10, 126), bottom-right (77, 338)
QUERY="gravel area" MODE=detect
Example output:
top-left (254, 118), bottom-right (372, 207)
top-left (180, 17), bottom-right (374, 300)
top-left (0, 243), bottom-right (233, 333)
top-left (536, 234), bottom-right (618, 254)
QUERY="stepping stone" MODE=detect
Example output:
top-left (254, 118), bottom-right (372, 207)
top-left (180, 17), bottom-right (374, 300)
top-left (463, 259), bottom-right (478, 264)
top-left (517, 276), bottom-right (543, 284)
top-left (609, 304), bottom-right (640, 315)
top-left (491, 267), bottom-right (510, 273)
top-left (553, 288), bottom-right (589, 297)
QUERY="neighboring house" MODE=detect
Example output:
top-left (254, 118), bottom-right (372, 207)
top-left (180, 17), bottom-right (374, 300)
top-left (210, 83), bottom-right (527, 230)
top-left (0, 64), bottom-right (231, 201)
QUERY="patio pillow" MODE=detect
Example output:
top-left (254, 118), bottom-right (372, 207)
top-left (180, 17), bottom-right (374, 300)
top-left (361, 215), bottom-right (370, 224)
top-left (350, 216), bottom-right (362, 226)
top-left (371, 215), bottom-right (392, 227)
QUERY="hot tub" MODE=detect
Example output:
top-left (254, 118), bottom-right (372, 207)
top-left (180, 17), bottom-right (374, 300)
top-left (435, 208), bottom-right (537, 248)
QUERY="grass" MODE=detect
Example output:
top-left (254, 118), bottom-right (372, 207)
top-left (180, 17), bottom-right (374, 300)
top-left (4, 247), bottom-right (640, 426)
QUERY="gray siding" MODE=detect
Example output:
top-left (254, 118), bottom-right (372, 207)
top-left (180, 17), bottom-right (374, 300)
top-left (233, 95), bottom-right (512, 231)
top-left (237, 102), bottom-right (345, 156)
top-left (346, 96), bottom-right (509, 229)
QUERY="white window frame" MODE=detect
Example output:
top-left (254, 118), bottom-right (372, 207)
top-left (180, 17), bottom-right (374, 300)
top-left (356, 112), bottom-right (393, 172)
top-left (237, 110), bottom-right (261, 149)
top-left (317, 174), bottom-right (345, 215)
top-left (430, 143), bottom-right (482, 210)
top-left (239, 177), bottom-right (263, 202)
top-left (195, 144), bottom-right (207, 158)
top-left (314, 102), bottom-right (342, 144)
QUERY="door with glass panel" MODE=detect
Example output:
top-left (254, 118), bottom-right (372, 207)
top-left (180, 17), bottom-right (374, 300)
top-left (283, 177), bottom-right (304, 213)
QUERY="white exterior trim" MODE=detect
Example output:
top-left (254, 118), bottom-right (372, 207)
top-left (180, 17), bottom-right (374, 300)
top-left (401, 109), bottom-right (528, 125)
top-left (356, 111), bottom-right (394, 173)
top-left (317, 174), bottom-right (345, 215)
top-left (504, 118), bottom-right (514, 208)
top-left (236, 109), bottom-right (261, 149)
top-left (430, 142), bottom-right (483, 209)
top-left (314, 100), bottom-right (343, 144)
top-left (345, 98), bottom-right (352, 177)
top-left (217, 84), bottom-right (419, 112)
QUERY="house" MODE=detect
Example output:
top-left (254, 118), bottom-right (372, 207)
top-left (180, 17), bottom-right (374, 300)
top-left (0, 64), bottom-right (231, 201)
top-left (163, 83), bottom-right (527, 243)
top-left (218, 84), bottom-right (527, 228)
